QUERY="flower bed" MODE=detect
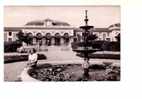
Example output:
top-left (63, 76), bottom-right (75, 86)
top-left (4, 54), bottom-right (46, 63)
top-left (24, 63), bottom-right (120, 81)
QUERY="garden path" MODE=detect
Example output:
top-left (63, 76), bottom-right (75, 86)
top-left (4, 45), bottom-right (120, 81)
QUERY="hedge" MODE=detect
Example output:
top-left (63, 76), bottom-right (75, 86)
top-left (4, 54), bottom-right (46, 63)
top-left (71, 41), bottom-right (120, 51)
top-left (4, 41), bottom-right (22, 52)
top-left (76, 53), bottom-right (120, 60)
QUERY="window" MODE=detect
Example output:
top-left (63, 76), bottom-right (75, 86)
top-left (9, 32), bottom-right (12, 36)
top-left (46, 33), bottom-right (51, 38)
top-left (8, 38), bottom-right (12, 42)
top-left (64, 33), bottom-right (69, 37)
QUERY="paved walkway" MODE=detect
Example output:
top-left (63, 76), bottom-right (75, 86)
top-left (4, 45), bottom-right (120, 81)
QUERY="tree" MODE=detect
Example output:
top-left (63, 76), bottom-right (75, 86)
top-left (115, 33), bottom-right (120, 51)
top-left (115, 33), bottom-right (120, 43)
top-left (16, 30), bottom-right (25, 42)
top-left (16, 30), bottom-right (33, 45)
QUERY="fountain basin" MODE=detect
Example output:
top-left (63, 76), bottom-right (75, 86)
top-left (73, 47), bottom-right (100, 53)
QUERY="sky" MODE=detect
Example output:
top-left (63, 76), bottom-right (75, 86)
top-left (4, 6), bottom-right (120, 28)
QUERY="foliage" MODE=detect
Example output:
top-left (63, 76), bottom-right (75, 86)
top-left (71, 41), bottom-right (120, 51)
top-left (115, 33), bottom-right (120, 43)
top-left (4, 54), bottom-right (46, 63)
top-left (16, 30), bottom-right (33, 45)
top-left (87, 34), bottom-right (98, 41)
top-left (27, 63), bottom-right (120, 81)
top-left (76, 53), bottom-right (120, 59)
top-left (4, 41), bottom-right (22, 52)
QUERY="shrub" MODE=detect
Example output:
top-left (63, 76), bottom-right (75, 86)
top-left (76, 53), bottom-right (120, 59)
top-left (4, 41), bottom-right (22, 52)
top-left (71, 41), bottom-right (120, 51)
top-left (108, 42), bottom-right (120, 51)
top-left (92, 41), bottom-right (120, 51)
top-left (4, 54), bottom-right (46, 63)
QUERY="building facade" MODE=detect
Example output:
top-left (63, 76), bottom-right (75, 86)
top-left (4, 18), bottom-right (75, 46)
top-left (74, 23), bottom-right (120, 42)
top-left (4, 18), bottom-right (120, 46)
top-left (108, 23), bottom-right (120, 41)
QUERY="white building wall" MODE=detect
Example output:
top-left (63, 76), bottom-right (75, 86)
top-left (4, 31), bottom-right (13, 42)
top-left (12, 32), bottom-right (18, 41)
top-left (22, 28), bottom-right (74, 36)
top-left (4, 32), bottom-right (7, 41)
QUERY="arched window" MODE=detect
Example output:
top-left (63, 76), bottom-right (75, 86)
top-left (64, 33), bottom-right (69, 37)
top-left (63, 33), bottom-right (70, 44)
top-left (54, 33), bottom-right (61, 45)
top-left (45, 33), bottom-right (51, 46)
top-left (36, 33), bottom-right (42, 37)
top-left (36, 33), bottom-right (42, 41)
top-left (9, 32), bottom-right (12, 36)
top-left (46, 33), bottom-right (51, 36)
top-left (55, 33), bottom-right (60, 37)
top-left (46, 33), bottom-right (51, 39)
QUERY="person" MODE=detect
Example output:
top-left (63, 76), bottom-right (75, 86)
top-left (27, 48), bottom-right (38, 68)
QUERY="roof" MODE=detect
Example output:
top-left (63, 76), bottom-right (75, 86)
top-left (25, 18), bottom-right (70, 26)
top-left (4, 27), bottom-right (111, 32)
top-left (108, 23), bottom-right (120, 28)
top-left (94, 28), bottom-right (111, 32)
top-left (25, 20), bottom-right (44, 26)
top-left (108, 23), bottom-right (120, 31)
top-left (4, 27), bottom-right (22, 31)
top-left (4, 26), bottom-right (74, 31)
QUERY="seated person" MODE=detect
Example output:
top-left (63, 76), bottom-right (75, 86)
top-left (27, 48), bottom-right (38, 68)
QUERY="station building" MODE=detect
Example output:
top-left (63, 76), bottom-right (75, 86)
top-left (4, 18), bottom-right (120, 46)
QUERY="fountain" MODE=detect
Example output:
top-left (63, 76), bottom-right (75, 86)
top-left (73, 10), bottom-right (100, 78)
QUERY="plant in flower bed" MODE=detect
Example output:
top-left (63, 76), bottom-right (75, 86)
top-left (27, 63), bottom-right (120, 81)
top-left (28, 64), bottom-right (78, 81)
top-left (88, 64), bottom-right (120, 81)
top-left (105, 66), bottom-right (120, 81)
